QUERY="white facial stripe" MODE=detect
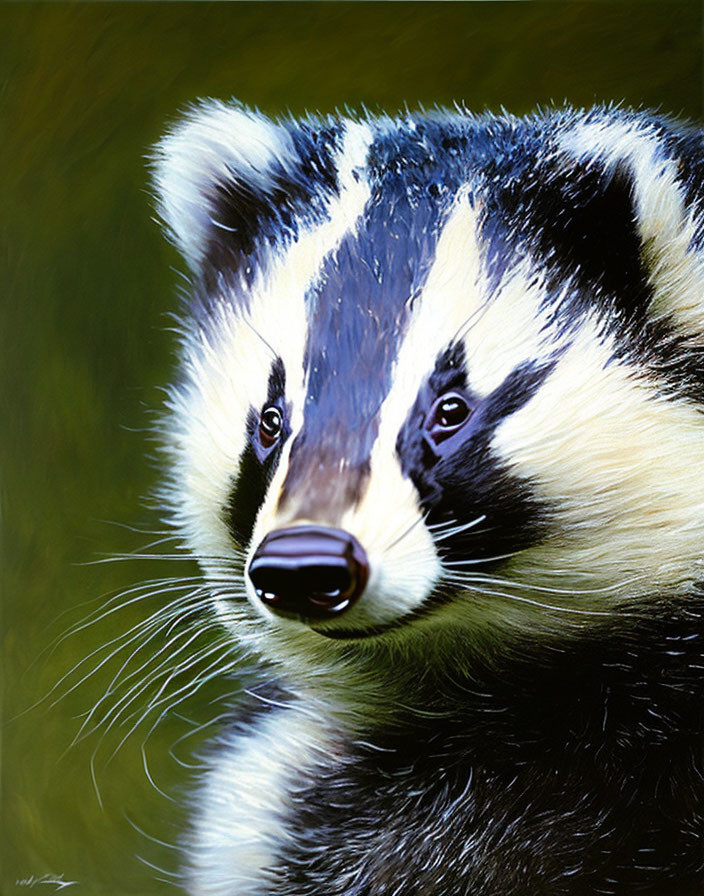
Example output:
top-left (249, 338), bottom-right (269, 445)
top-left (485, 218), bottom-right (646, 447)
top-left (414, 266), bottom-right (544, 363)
top-left (494, 315), bottom-right (704, 600)
top-left (563, 117), bottom-right (704, 341)
top-left (171, 121), bottom-right (374, 559)
top-left (373, 192), bottom-right (483, 459)
top-left (339, 195), bottom-right (485, 626)
top-left (461, 263), bottom-right (555, 398)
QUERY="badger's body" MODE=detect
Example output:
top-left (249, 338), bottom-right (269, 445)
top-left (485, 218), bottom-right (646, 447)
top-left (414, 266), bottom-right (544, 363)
top-left (153, 104), bottom-right (704, 895)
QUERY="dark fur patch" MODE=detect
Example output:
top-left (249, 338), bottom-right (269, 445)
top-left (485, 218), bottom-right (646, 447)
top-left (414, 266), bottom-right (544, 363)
top-left (529, 161), bottom-right (647, 321)
top-left (200, 125), bottom-right (342, 302)
top-left (664, 124), bottom-right (704, 250)
top-left (397, 344), bottom-right (554, 568)
top-left (225, 357), bottom-right (289, 547)
top-left (476, 117), bottom-right (704, 405)
top-left (480, 146), bottom-right (652, 325)
top-left (271, 601), bottom-right (704, 896)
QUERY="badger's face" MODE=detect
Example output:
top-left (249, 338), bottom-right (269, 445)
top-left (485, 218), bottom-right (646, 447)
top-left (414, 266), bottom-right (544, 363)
top-left (154, 104), bottom-right (704, 660)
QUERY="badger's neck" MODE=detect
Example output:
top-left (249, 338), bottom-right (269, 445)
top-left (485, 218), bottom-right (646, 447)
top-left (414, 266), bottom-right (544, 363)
top-left (194, 601), bottom-right (704, 896)
top-left (261, 595), bottom-right (704, 746)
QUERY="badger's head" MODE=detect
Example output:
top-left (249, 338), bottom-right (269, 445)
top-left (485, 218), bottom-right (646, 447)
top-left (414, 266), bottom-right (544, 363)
top-left (153, 102), bottom-right (704, 686)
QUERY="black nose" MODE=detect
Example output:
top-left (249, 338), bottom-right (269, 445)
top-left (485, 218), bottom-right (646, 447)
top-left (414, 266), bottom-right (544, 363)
top-left (248, 525), bottom-right (369, 619)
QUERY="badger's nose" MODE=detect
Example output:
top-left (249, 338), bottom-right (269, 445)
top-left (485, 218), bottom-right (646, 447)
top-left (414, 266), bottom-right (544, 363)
top-left (248, 525), bottom-right (369, 619)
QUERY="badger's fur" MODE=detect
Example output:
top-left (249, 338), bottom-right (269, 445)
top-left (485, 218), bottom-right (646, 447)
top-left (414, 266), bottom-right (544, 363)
top-left (153, 103), bottom-right (704, 895)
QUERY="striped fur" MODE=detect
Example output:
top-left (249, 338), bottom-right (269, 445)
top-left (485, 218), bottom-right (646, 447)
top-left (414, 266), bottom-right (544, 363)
top-left (153, 104), bottom-right (704, 895)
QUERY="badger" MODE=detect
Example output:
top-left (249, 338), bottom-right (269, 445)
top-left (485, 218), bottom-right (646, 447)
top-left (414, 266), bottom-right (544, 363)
top-left (151, 102), bottom-right (704, 896)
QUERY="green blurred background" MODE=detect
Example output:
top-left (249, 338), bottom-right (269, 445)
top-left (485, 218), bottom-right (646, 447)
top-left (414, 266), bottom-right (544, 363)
top-left (2, 2), bottom-right (702, 893)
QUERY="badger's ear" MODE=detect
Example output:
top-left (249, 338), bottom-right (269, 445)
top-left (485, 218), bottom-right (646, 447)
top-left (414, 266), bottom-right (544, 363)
top-left (561, 113), bottom-right (704, 341)
top-left (151, 100), bottom-right (339, 276)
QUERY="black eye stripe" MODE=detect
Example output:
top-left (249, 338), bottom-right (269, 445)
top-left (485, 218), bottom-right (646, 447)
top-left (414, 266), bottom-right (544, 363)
top-left (225, 357), bottom-right (288, 547)
top-left (396, 349), bottom-right (555, 568)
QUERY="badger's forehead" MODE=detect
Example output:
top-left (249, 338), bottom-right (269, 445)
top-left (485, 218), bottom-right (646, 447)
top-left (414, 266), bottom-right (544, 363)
top-left (185, 111), bottom-right (632, 446)
top-left (281, 134), bottom-right (465, 509)
top-left (185, 108), bottom-right (667, 358)
top-left (182, 119), bottom-right (481, 516)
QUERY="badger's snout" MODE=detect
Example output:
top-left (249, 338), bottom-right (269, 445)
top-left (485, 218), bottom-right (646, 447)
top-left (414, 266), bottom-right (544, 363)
top-left (248, 525), bottom-right (369, 619)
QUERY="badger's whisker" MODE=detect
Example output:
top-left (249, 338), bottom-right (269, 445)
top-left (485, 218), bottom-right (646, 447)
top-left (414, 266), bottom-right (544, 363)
top-left (168, 709), bottom-right (239, 768)
top-left (443, 568), bottom-right (649, 598)
top-left (105, 641), bottom-right (238, 764)
top-left (42, 587), bottom-right (206, 714)
top-left (79, 618), bottom-right (221, 745)
top-left (382, 514), bottom-right (425, 553)
top-left (441, 577), bottom-right (641, 618)
top-left (428, 515), bottom-right (488, 542)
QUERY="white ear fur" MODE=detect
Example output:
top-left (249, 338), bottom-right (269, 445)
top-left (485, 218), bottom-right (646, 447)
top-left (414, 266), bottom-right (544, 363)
top-left (562, 115), bottom-right (704, 339)
top-left (152, 100), bottom-right (297, 273)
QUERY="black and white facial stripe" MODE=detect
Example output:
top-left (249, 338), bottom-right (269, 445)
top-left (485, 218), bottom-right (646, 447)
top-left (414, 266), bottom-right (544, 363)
top-left (279, 134), bottom-right (455, 522)
top-left (154, 103), bottom-right (704, 643)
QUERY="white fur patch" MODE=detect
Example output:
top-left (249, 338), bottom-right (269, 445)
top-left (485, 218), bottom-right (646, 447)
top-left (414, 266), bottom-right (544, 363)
top-left (461, 263), bottom-right (557, 398)
top-left (493, 314), bottom-right (704, 606)
top-left (187, 704), bottom-right (336, 895)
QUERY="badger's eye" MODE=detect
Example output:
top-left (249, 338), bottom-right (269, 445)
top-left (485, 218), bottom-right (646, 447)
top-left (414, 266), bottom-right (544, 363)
top-left (259, 406), bottom-right (283, 448)
top-left (426, 392), bottom-right (472, 443)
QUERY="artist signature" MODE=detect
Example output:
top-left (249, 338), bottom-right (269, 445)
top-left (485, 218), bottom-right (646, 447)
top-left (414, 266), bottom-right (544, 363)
top-left (15, 875), bottom-right (78, 891)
